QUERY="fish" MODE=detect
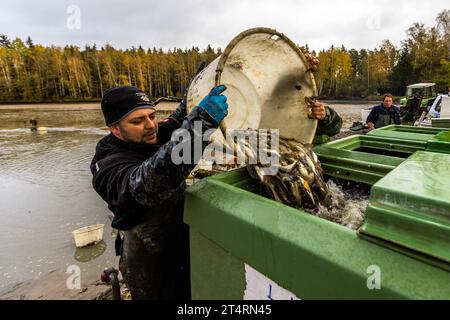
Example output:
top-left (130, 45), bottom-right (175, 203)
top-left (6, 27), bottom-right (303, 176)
top-left (242, 129), bottom-right (332, 211)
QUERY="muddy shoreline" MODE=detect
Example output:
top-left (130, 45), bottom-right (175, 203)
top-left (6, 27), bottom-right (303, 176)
top-left (0, 270), bottom-right (113, 300)
top-left (0, 102), bottom-right (178, 111)
top-left (0, 103), bottom-right (101, 111)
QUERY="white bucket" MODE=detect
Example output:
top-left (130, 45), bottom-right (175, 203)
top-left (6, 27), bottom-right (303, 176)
top-left (361, 108), bottom-right (372, 123)
top-left (72, 224), bottom-right (104, 248)
top-left (187, 28), bottom-right (318, 145)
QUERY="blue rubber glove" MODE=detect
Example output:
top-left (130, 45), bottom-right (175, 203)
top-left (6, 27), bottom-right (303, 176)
top-left (198, 85), bottom-right (228, 124)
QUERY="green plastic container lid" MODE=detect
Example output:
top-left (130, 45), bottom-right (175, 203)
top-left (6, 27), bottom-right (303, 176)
top-left (426, 131), bottom-right (450, 154)
top-left (359, 151), bottom-right (450, 271)
top-left (367, 125), bottom-right (440, 142)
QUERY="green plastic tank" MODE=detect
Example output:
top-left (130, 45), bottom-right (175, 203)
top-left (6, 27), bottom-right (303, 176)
top-left (427, 131), bottom-right (450, 154)
top-left (184, 163), bottom-right (450, 299)
top-left (312, 134), bottom-right (425, 185)
top-left (360, 151), bottom-right (450, 271)
top-left (367, 124), bottom-right (446, 141)
top-left (184, 129), bottom-right (450, 300)
top-left (367, 125), bottom-right (450, 154)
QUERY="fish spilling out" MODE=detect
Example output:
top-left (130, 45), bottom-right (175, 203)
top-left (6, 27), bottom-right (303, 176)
top-left (237, 130), bottom-right (332, 211)
top-left (192, 129), bottom-right (369, 229)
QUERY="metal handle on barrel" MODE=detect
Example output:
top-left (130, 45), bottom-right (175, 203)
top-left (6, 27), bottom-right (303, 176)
top-left (213, 27), bottom-right (318, 159)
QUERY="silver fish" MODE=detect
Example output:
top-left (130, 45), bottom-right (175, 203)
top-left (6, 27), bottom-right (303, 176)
top-left (243, 130), bottom-right (331, 211)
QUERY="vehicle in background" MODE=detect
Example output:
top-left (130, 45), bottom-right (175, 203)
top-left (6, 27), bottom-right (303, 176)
top-left (415, 95), bottom-right (450, 128)
top-left (399, 83), bottom-right (437, 122)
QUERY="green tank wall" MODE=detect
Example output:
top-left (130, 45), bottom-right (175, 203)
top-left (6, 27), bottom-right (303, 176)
top-left (184, 126), bottom-right (450, 299)
top-left (184, 168), bottom-right (450, 299)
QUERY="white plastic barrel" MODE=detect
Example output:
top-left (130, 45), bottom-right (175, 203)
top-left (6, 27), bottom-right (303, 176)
top-left (187, 28), bottom-right (318, 145)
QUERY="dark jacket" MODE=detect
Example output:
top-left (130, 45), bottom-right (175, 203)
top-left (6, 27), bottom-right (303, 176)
top-left (366, 104), bottom-right (401, 128)
top-left (91, 98), bottom-right (343, 299)
top-left (91, 101), bottom-right (218, 231)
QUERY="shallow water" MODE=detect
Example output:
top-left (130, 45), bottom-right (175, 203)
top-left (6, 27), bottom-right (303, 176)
top-left (0, 106), bottom-right (118, 293)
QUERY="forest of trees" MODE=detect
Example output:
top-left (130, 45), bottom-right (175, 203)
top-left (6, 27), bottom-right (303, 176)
top-left (314, 9), bottom-right (450, 98)
top-left (0, 9), bottom-right (449, 103)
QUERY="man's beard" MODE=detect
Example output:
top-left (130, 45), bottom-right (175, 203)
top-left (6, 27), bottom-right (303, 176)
top-left (119, 126), bottom-right (157, 144)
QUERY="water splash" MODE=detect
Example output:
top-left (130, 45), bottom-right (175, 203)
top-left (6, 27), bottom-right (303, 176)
top-left (309, 180), bottom-right (369, 230)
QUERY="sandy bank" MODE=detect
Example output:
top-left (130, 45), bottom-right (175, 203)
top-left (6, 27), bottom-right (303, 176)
top-left (0, 270), bottom-right (116, 300)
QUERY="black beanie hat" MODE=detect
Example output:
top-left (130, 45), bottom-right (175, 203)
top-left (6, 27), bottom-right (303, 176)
top-left (101, 86), bottom-right (155, 126)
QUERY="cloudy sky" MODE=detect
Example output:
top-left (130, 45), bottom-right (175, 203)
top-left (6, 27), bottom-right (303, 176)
top-left (0, 0), bottom-right (448, 51)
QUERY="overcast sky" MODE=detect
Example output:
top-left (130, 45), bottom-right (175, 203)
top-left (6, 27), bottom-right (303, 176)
top-left (0, 0), bottom-right (448, 51)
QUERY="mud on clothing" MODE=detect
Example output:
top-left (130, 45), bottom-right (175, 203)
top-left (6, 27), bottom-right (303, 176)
top-left (91, 99), bottom-right (218, 299)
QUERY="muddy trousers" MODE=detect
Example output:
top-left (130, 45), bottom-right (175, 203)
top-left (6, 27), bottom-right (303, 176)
top-left (120, 222), bottom-right (191, 300)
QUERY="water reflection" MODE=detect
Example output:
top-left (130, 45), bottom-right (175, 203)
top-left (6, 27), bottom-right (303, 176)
top-left (0, 106), bottom-right (105, 130)
top-left (0, 105), bottom-right (118, 294)
top-left (0, 126), bottom-right (109, 193)
top-left (74, 241), bottom-right (107, 263)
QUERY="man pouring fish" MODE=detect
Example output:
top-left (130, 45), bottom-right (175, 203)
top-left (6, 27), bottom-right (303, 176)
top-left (90, 52), bottom-right (342, 300)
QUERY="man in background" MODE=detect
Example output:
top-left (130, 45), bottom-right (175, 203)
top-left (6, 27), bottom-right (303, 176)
top-left (366, 93), bottom-right (401, 129)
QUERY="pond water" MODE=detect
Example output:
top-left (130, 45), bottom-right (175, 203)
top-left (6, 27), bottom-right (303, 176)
top-left (0, 105), bottom-right (117, 293)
